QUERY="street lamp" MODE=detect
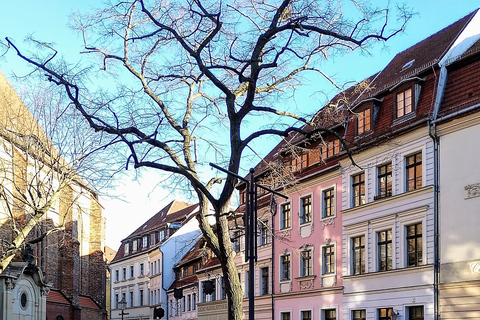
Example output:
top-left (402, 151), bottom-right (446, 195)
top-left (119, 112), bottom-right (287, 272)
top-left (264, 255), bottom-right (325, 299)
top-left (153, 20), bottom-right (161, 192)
top-left (118, 298), bottom-right (128, 320)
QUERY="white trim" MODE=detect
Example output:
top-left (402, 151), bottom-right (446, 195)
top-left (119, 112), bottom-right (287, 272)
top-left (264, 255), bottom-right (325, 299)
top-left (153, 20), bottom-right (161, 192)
top-left (279, 199), bottom-right (293, 231)
top-left (321, 183), bottom-right (337, 219)
top-left (320, 306), bottom-right (339, 320)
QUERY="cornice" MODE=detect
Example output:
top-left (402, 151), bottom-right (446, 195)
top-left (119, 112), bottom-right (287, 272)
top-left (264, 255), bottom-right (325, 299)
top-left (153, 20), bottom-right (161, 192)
top-left (436, 110), bottom-right (480, 136)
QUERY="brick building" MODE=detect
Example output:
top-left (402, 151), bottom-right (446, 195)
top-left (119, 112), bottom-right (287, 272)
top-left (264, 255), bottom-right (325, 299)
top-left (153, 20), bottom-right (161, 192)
top-left (0, 70), bottom-right (107, 320)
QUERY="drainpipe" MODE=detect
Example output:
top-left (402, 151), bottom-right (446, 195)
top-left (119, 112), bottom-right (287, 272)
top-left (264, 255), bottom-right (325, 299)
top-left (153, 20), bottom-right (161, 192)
top-left (428, 120), bottom-right (440, 320)
top-left (159, 245), bottom-right (169, 320)
top-left (271, 195), bottom-right (276, 320)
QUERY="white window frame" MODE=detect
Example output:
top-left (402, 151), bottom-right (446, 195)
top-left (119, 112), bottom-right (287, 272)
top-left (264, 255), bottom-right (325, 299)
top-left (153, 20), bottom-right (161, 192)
top-left (320, 306), bottom-right (339, 320)
top-left (321, 184), bottom-right (337, 219)
top-left (344, 222), bottom-right (369, 276)
top-left (398, 207), bottom-right (427, 268)
top-left (399, 147), bottom-right (426, 193)
top-left (299, 248), bottom-right (314, 277)
top-left (370, 217), bottom-right (396, 272)
top-left (299, 308), bottom-right (313, 320)
top-left (320, 242), bottom-right (337, 276)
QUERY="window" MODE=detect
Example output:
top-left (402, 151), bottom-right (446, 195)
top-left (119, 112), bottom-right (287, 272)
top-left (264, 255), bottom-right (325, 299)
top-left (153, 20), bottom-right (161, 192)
top-left (321, 140), bottom-right (341, 159)
top-left (396, 88), bottom-right (413, 117)
top-left (378, 230), bottom-right (393, 271)
top-left (352, 310), bottom-right (366, 320)
top-left (352, 173), bottom-right (365, 207)
top-left (357, 108), bottom-right (371, 135)
top-left (323, 245), bottom-right (335, 274)
top-left (115, 294), bottom-right (119, 309)
top-left (115, 270), bottom-right (119, 281)
top-left (187, 295), bottom-right (191, 311)
top-left (258, 222), bottom-right (268, 246)
top-left (129, 291), bottom-right (134, 307)
top-left (322, 188), bottom-right (335, 218)
top-left (280, 202), bottom-right (291, 229)
top-left (130, 266), bottom-right (134, 278)
top-left (122, 268), bottom-right (126, 280)
top-left (139, 263), bottom-right (144, 276)
top-left (192, 293), bottom-right (196, 310)
top-left (139, 289), bottom-right (144, 306)
top-left (407, 223), bottom-right (423, 267)
top-left (280, 254), bottom-right (291, 281)
top-left (281, 312), bottom-right (291, 320)
top-left (406, 152), bottom-right (422, 191)
top-left (232, 231), bottom-right (240, 252)
top-left (377, 163), bottom-right (392, 199)
top-left (300, 195), bottom-right (312, 224)
top-left (220, 277), bottom-right (226, 300)
top-left (143, 235), bottom-right (148, 248)
top-left (124, 242), bottom-right (130, 256)
top-left (409, 306), bottom-right (424, 320)
top-left (378, 308), bottom-right (394, 320)
top-left (260, 267), bottom-right (269, 295)
top-left (155, 231), bottom-right (159, 243)
top-left (324, 309), bottom-right (336, 320)
top-left (300, 250), bottom-right (312, 277)
top-left (182, 296), bottom-right (185, 312)
top-left (301, 310), bottom-right (312, 320)
top-left (183, 267), bottom-right (188, 277)
top-left (150, 233), bottom-right (155, 246)
top-left (352, 236), bottom-right (365, 275)
top-left (290, 153), bottom-right (308, 172)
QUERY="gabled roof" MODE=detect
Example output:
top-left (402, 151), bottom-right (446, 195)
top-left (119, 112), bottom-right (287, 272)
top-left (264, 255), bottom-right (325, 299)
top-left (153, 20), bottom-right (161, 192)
top-left (111, 200), bottom-right (199, 262)
top-left (125, 200), bottom-right (196, 239)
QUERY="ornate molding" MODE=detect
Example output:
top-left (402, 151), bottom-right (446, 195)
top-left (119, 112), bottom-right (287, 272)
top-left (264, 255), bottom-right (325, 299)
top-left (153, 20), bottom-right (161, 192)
top-left (5, 278), bottom-right (16, 290)
top-left (41, 286), bottom-right (51, 296)
top-left (278, 229), bottom-right (291, 239)
top-left (465, 183), bottom-right (480, 199)
top-left (295, 275), bottom-right (315, 290)
top-left (322, 218), bottom-right (335, 229)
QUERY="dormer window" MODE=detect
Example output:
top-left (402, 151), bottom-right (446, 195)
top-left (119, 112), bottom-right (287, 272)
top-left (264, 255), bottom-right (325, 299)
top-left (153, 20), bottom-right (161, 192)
top-left (321, 139), bottom-right (340, 160)
top-left (124, 242), bottom-right (130, 256)
top-left (357, 108), bottom-right (371, 135)
top-left (396, 88), bottom-right (413, 117)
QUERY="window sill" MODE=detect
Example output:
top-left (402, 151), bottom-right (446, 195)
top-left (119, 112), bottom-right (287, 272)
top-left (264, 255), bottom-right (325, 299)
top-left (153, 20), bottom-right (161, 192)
top-left (393, 112), bottom-right (416, 126)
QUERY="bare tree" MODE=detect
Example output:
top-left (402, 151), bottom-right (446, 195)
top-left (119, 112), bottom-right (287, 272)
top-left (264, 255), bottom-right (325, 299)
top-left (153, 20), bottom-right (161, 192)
top-left (0, 78), bottom-right (114, 274)
top-left (5, 0), bottom-right (412, 318)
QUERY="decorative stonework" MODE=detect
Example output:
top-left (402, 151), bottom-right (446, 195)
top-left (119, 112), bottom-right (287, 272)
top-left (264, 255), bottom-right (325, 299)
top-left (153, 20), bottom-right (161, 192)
top-left (41, 286), bottom-right (51, 296)
top-left (465, 183), bottom-right (480, 199)
top-left (279, 229), bottom-right (291, 239)
top-left (5, 278), bottom-right (16, 290)
top-left (296, 276), bottom-right (315, 290)
top-left (322, 217), bottom-right (335, 229)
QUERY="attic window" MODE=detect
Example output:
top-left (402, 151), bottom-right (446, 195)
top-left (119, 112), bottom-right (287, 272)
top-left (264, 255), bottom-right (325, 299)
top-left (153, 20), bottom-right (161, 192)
top-left (402, 59), bottom-right (415, 70)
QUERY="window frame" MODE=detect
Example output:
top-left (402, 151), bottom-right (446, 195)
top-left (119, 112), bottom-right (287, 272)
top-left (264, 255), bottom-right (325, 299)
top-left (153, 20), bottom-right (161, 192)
top-left (357, 107), bottom-right (372, 135)
top-left (395, 87), bottom-right (413, 118)
top-left (299, 249), bottom-right (313, 277)
top-left (376, 162), bottom-right (393, 199)
top-left (352, 235), bottom-right (366, 275)
top-left (322, 187), bottom-right (336, 219)
top-left (352, 309), bottom-right (366, 320)
top-left (351, 172), bottom-right (366, 208)
top-left (300, 309), bottom-right (312, 320)
top-left (322, 244), bottom-right (335, 275)
top-left (260, 267), bottom-right (269, 295)
top-left (299, 194), bottom-right (313, 225)
top-left (280, 311), bottom-right (291, 320)
top-left (406, 223), bottom-right (423, 267)
top-left (405, 152), bottom-right (423, 192)
top-left (408, 306), bottom-right (424, 320)
top-left (280, 202), bottom-right (291, 230)
top-left (323, 308), bottom-right (336, 320)
top-left (378, 308), bottom-right (394, 320)
top-left (377, 229), bottom-right (393, 271)
top-left (280, 253), bottom-right (291, 281)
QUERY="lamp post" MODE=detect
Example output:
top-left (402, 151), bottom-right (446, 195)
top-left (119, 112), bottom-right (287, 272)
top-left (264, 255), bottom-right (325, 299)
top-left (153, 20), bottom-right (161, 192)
top-left (118, 298), bottom-right (128, 320)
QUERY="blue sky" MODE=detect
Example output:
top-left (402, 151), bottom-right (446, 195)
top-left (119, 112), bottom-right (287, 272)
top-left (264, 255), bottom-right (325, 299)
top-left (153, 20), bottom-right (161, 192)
top-left (1, 1), bottom-right (478, 249)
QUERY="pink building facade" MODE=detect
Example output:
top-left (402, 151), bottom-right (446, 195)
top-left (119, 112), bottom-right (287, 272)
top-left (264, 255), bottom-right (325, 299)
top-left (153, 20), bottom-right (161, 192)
top-left (274, 172), bottom-right (343, 320)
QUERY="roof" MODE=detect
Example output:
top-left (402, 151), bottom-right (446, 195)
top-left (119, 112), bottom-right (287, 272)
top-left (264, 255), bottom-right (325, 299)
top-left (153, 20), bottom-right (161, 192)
top-left (111, 200), bottom-right (199, 262)
top-left (46, 290), bottom-right (71, 305)
top-left (79, 295), bottom-right (102, 310)
top-left (126, 200), bottom-right (195, 239)
top-left (174, 238), bottom-right (206, 268)
top-left (243, 9), bottom-right (479, 183)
